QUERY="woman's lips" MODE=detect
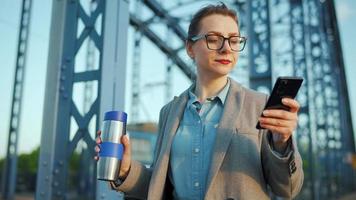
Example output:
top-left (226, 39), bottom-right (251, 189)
top-left (215, 59), bottom-right (231, 65)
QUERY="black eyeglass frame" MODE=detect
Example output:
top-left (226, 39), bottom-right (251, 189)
top-left (189, 34), bottom-right (247, 52)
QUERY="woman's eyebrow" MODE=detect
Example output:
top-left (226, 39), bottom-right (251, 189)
top-left (206, 31), bottom-right (223, 35)
top-left (206, 31), bottom-right (239, 36)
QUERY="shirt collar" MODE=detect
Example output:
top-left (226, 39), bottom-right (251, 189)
top-left (188, 78), bottom-right (230, 105)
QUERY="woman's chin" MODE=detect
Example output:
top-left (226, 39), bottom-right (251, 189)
top-left (197, 64), bottom-right (234, 78)
top-left (212, 66), bottom-right (234, 76)
top-left (206, 70), bottom-right (232, 78)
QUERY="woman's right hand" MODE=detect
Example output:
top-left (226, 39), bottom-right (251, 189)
top-left (94, 130), bottom-right (132, 180)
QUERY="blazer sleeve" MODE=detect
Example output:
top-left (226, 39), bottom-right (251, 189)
top-left (111, 104), bottom-right (170, 199)
top-left (261, 129), bottom-right (304, 198)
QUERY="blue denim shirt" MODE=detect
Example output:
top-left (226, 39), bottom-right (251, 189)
top-left (169, 80), bottom-right (230, 200)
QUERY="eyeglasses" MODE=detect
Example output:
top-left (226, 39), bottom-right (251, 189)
top-left (190, 34), bottom-right (247, 52)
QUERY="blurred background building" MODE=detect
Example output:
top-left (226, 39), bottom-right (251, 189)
top-left (0, 0), bottom-right (356, 199)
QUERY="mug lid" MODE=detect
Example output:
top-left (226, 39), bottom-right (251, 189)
top-left (104, 111), bottom-right (127, 122)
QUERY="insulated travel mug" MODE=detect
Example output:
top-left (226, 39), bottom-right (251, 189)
top-left (97, 111), bottom-right (127, 181)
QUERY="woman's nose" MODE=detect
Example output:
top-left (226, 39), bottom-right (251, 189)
top-left (219, 39), bottom-right (231, 53)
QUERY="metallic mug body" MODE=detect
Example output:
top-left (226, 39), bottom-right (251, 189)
top-left (97, 111), bottom-right (127, 181)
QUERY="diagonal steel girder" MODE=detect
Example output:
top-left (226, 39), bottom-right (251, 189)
top-left (142, 0), bottom-right (187, 42)
top-left (130, 13), bottom-right (196, 80)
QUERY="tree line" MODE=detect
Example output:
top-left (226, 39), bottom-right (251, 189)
top-left (0, 147), bottom-right (80, 193)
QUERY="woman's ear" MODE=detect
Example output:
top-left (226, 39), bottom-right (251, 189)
top-left (186, 41), bottom-right (195, 59)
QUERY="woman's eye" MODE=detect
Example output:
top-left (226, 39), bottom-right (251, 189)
top-left (230, 37), bottom-right (240, 43)
top-left (230, 40), bottom-right (238, 44)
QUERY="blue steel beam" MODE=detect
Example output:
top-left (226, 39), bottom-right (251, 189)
top-left (230, 0), bottom-right (250, 85)
top-left (248, 0), bottom-right (272, 91)
top-left (269, 1), bottom-right (315, 199)
top-left (35, 0), bottom-right (130, 199)
top-left (131, 30), bottom-right (142, 122)
top-left (165, 28), bottom-right (173, 103)
top-left (289, 0), bottom-right (315, 199)
top-left (304, 0), bottom-right (355, 198)
top-left (130, 0), bottom-right (143, 123)
top-left (96, 0), bottom-right (129, 198)
top-left (130, 0), bottom-right (196, 80)
top-left (305, 0), bottom-right (334, 198)
top-left (320, 0), bottom-right (356, 194)
top-left (79, 1), bottom-right (100, 194)
top-left (142, 0), bottom-right (187, 41)
top-left (129, 14), bottom-right (196, 80)
top-left (35, 0), bottom-right (103, 198)
top-left (323, 0), bottom-right (355, 154)
top-left (1, 0), bottom-right (32, 199)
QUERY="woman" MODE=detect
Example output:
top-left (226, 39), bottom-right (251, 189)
top-left (95, 3), bottom-right (303, 200)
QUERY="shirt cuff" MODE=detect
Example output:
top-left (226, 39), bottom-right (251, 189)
top-left (110, 178), bottom-right (124, 190)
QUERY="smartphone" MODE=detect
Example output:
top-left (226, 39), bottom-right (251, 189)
top-left (256, 76), bottom-right (303, 129)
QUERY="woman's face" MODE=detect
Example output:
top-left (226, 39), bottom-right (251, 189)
top-left (187, 14), bottom-right (239, 79)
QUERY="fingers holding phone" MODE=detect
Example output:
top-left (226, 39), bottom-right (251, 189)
top-left (256, 77), bottom-right (303, 129)
top-left (258, 98), bottom-right (300, 142)
top-left (280, 98), bottom-right (300, 113)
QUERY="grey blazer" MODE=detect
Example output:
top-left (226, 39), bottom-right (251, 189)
top-left (114, 79), bottom-right (304, 200)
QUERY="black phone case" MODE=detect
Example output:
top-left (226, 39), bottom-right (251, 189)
top-left (256, 76), bottom-right (303, 129)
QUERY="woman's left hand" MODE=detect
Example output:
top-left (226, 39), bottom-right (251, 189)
top-left (258, 98), bottom-right (300, 150)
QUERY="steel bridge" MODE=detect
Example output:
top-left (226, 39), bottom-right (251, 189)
top-left (1, 0), bottom-right (355, 199)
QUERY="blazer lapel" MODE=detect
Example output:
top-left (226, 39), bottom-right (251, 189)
top-left (148, 89), bottom-right (189, 199)
top-left (205, 80), bottom-right (245, 193)
top-left (160, 82), bottom-right (195, 154)
top-left (160, 92), bottom-right (189, 154)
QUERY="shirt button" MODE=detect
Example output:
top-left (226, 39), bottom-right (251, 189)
top-left (194, 182), bottom-right (200, 187)
top-left (194, 148), bottom-right (200, 153)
